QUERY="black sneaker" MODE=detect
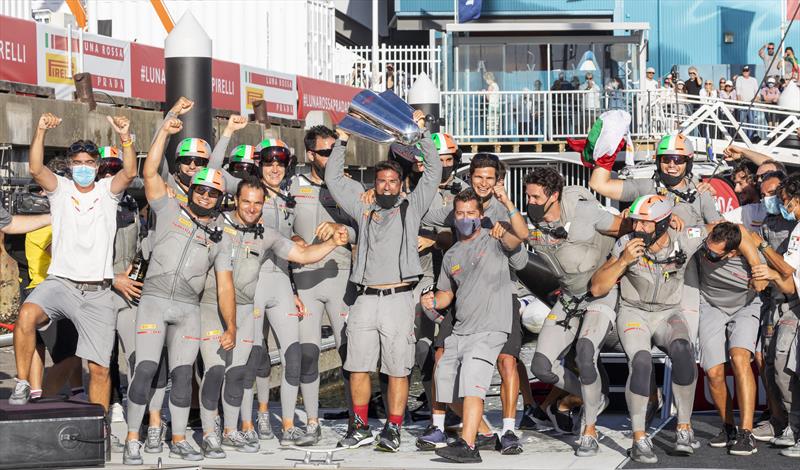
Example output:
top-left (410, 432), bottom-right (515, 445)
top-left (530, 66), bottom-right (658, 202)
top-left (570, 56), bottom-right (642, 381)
top-left (519, 404), bottom-right (549, 430)
top-left (376, 422), bottom-right (401, 452)
top-left (547, 402), bottom-right (575, 435)
top-left (498, 430), bottom-right (523, 455)
top-left (435, 438), bottom-right (482, 463)
top-left (337, 415), bottom-right (374, 448)
top-left (475, 432), bottom-right (499, 450)
top-left (728, 430), bottom-right (757, 456)
top-left (708, 424), bottom-right (737, 448)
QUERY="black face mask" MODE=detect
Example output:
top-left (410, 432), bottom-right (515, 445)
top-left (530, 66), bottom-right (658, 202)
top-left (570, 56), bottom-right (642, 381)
top-left (526, 196), bottom-right (554, 224)
top-left (189, 200), bottom-right (214, 218)
top-left (657, 171), bottom-right (684, 187)
top-left (177, 171), bottom-right (192, 188)
top-left (701, 242), bottom-right (727, 263)
top-left (440, 166), bottom-right (454, 184)
top-left (376, 193), bottom-right (399, 209)
top-left (478, 192), bottom-right (493, 204)
top-left (632, 230), bottom-right (654, 247)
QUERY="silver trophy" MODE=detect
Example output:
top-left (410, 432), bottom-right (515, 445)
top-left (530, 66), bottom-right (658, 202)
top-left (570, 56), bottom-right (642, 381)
top-left (338, 90), bottom-right (422, 146)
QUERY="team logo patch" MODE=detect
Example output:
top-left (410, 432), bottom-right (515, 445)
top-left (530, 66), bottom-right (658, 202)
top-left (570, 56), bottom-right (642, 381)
top-left (176, 193), bottom-right (188, 203)
top-left (139, 324), bottom-right (157, 330)
top-left (450, 264), bottom-right (462, 275)
top-left (178, 216), bottom-right (192, 228)
top-left (546, 313), bottom-right (557, 320)
top-left (205, 329), bottom-right (222, 337)
top-left (223, 226), bottom-right (237, 235)
top-left (299, 187), bottom-right (314, 194)
top-left (687, 227), bottom-right (702, 238)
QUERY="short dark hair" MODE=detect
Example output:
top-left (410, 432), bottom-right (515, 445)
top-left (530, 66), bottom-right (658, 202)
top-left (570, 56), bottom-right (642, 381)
top-left (374, 159), bottom-right (403, 180)
top-left (236, 175), bottom-right (265, 198)
top-left (469, 152), bottom-right (501, 177)
top-left (733, 160), bottom-right (757, 178)
top-left (708, 222), bottom-right (741, 252)
top-left (779, 174), bottom-right (800, 201)
top-left (524, 167), bottom-right (565, 199)
top-left (453, 188), bottom-right (484, 213)
top-left (47, 157), bottom-right (68, 175)
top-left (304, 125), bottom-right (337, 152)
top-left (760, 159), bottom-right (788, 175)
top-left (768, 42), bottom-right (775, 47)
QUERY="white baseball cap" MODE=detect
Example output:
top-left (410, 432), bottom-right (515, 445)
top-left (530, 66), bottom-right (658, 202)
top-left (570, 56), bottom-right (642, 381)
top-left (646, 67), bottom-right (656, 73)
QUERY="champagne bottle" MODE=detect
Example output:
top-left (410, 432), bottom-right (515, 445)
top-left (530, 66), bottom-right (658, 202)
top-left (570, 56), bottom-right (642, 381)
top-left (128, 250), bottom-right (148, 305)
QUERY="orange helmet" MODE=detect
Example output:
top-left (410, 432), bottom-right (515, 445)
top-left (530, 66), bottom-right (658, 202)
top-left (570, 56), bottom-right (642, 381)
top-left (628, 194), bottom-right (673, 222)
top-left (190, 167), bottom-right (226, 194)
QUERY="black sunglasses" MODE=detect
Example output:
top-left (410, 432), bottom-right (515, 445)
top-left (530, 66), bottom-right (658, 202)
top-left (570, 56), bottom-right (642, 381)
top-left (260, 147), bottom-right (292, 166)
top-left (177, 155), bottom-right (210, 167)
top-left (701, 242), bottom-right (727, 262)
top-left (68, 142), bottom-right (99, 157)
top-left (229, 162), bottom-right (257, 175)
top-left (311, 148), bottom-right (333, 157)
top-left (194, 185), bottom-right (222, 198)
top-left (661, 154), bottom-right (689, 165)
top-left (97, 159), bottom-right (123, 177)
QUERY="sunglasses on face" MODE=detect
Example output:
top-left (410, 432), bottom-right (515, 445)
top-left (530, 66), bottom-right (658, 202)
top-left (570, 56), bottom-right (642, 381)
top-left (194, 185), bottom-right (222, 198)
top-left (97, 159), bottom-right (123, 177)
top-left (260, 147), bottom-right (292, 166)
top-left (661, 154), bottom-right (689, 165)
top-left (311, 148), bottom-right (333, 157)
top-left (229, 162), bottom-right (257, 174)
top-left (68, 142), bottom-right (99, 157)
top-left (177, 155), bottom-right (210, 167)
top-left (701, 242), bottom-right (727, 262)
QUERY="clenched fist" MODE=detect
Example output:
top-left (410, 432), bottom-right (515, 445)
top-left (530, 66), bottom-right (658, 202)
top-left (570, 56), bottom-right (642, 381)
top-left (161, 117), bottom-right (183, 135)
top-left (169, 96), bottom-right (194, 116)
top-left (38, 113), bottom-right (62, 131)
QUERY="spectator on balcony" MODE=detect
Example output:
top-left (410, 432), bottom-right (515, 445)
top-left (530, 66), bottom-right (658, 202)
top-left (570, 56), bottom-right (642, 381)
top-left (570, 76), bottom-right (581, 90)
top-left (719, 80), bottom-right (737, 101)
top-left (735, 65), bottom-right (759, 139)
top-left (759, 77), bottom-right (781, 127)
top-left (484, 72), bottom-right (500, 136)
top-left (533, 79), bottom-right (543, 91)
top-left (718, 77), bottom-right (727, 94)
top-left (644, 67), bottom-right (660, 92)
top-left (350, 62), bottom-right (370, 89)
top-left (552, 72), bottom-right (571, 91)
top-left (685, 66), bottom-right (703, 96)
top-left (759, 42), bottom-right (784, 81)
top-left (582, 73), bottom-right (601, 125)
top-left (785, 47), bottom-right (799, 81)
top-left (700, 80), bottom-right (718, 102)
top-left (605, 77), bottom-right (625, 110)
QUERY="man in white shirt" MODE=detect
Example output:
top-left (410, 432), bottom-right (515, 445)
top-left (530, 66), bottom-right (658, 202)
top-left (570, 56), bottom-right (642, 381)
top-left (735, 66), bottom-right (759, 139)
top-left (644, 67), bottom-right (660, 92)
top-left (9, 113), bottom-right (137, 410)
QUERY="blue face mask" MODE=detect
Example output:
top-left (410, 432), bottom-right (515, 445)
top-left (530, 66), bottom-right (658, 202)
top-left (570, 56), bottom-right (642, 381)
top-left (763, 195), bottom-right (781, 215)
top-left (71, 165), bottom-right (97, 187)
top-left (454, 217), bottom-right (481, 238)
top-left (780, 202), bottom-right (796, 221)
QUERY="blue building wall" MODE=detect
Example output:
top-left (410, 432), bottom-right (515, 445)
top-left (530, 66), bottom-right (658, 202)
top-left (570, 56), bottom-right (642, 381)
top-left (397, 0), bottom-right (790, 78)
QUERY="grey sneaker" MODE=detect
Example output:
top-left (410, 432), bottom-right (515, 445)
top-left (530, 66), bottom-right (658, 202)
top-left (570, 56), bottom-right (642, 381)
top-left (772, 427), bottom-right (795, 447)
top-left (280, 427), bottom-right (306, 446)
top-left (144, 424), bottom-right (165, 453)
top-left (110, 434), bottom-right (126, 453)
top-left (242, 429), bottom-right (261, 450)
top-left (780, 440), bottom-right (800, 458)
top-left (202, 435), bottom-right (226, 459)
top-left (752, 421), bottom-right (776, 442)
top-left (674, 427), bottom-right (698, 454)
top-left (575, 434), bottom-right (599, 457)
top-left (257, 412), bottom-right (274, 440)
top-left (169, 440), bottom-right (203, 461)
top-left (122, 440), bottom-right (143, 465)
top-left (295, 423), bottom-right (322, 447)
top-left (8, 379), bottom-right (30, 405)
top-left (222, 431), bottom-right (259, 453)
top-left (630, 436), bottom-right (658, 464)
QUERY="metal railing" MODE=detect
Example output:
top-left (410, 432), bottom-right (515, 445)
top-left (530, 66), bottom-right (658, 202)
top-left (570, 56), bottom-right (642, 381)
top-left (441, 89), bottom-right (800, 150)
top-left (335, 44), bottom-right (441, 101)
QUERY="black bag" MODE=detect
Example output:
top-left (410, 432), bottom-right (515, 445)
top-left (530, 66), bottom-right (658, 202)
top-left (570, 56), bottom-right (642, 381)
top-left (0, 398), bottom-right (105, 469)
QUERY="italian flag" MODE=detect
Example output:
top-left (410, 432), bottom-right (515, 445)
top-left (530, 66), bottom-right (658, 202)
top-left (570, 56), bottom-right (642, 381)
top-left (567, 110), bottom-right (631, 170)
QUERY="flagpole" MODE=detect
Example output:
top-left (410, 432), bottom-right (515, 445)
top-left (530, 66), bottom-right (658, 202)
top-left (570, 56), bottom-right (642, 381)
top-left (454, 0), bottom-right (459, 24)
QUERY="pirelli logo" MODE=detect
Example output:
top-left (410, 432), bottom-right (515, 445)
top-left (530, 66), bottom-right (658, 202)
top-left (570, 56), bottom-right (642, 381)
top-left (46, 53), bottom-right (76, 84)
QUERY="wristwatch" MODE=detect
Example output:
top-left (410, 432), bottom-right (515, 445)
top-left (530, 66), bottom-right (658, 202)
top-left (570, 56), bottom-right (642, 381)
top-left (758, 240), bottom-right (769, 252)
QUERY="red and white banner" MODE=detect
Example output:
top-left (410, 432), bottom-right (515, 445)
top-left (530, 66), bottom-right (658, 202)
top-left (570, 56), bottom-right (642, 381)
top-left (240, 65), bottom-right (297, 119)
top-left (297, 76), bottom-right (360, 123)
top-left (211, 59), bottom-right (240, 112)
top-left (36, 23), bottom-right (131, 99)
top-left (0, 16), bottom-right (37, 85)
top-left (130, 42), bottom-right (165, 102)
